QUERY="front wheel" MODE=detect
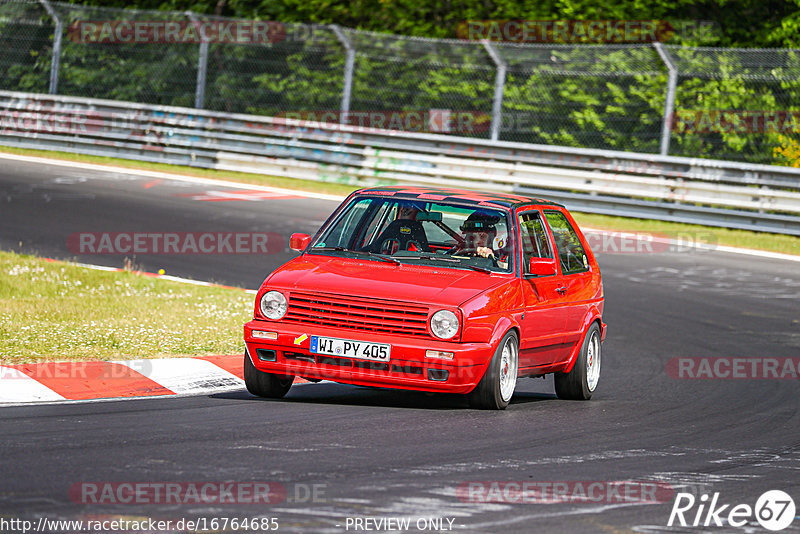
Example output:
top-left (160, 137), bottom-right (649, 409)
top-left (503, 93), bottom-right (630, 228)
top-left (554, 322), bottom-right (601, 400)
top-left (244, 351), bottom-right (293, 399)
top-left (468, 331), bottom-right (519, 410)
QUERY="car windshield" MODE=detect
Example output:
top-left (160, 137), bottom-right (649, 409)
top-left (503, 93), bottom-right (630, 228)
top-left (308, 196), bottom-right (514, 273)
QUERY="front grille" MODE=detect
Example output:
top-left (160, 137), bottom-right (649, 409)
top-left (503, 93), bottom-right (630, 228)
top-left (352, 361), bottom-right (423, 376)
top-left (280, 349), bottom-right (426, 378)
top-left (284, 291), bottom-right (430, 337)
top-left (352, 360), bottom-right (391, 372)
top-left (316, 355), bottom-right (352, 367)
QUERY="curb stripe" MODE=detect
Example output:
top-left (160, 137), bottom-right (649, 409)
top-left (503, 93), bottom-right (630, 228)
top-left (197, 354), bottom-right (245, 380)
top-left (0, 355), bottom-right (314, 405)
top-left (0, 367), bottom-right (66, 403)
top-left (5, 361), bottom-right (173, 400)
top-left (116, 358), bottom-right (244, 395)
top-left (197, 354), bottom-right (310, 385)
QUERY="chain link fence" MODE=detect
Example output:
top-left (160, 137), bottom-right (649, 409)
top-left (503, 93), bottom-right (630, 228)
top-left (1, 0), bottom-right (799, 165)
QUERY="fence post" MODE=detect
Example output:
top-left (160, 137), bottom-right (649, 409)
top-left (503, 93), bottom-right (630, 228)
top-left (653, 42), bottom-right (678, 156)
top-left (482, 40), bottom-right (506, 142)
top-left (187, 11), bottom-right (208, 109)
top-left (38, 0), bottom-right (62, 94)
top-left (331, 25), bottom-right (355, 124)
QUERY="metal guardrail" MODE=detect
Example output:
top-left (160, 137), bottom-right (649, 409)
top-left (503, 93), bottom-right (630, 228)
top-left (1, 90), bottom-right (799, 235)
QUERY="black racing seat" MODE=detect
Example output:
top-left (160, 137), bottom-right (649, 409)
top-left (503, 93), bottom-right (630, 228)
top-left (368, 219), bottom-right (430, 254)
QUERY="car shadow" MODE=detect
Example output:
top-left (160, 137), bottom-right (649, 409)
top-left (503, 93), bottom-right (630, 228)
top-left (211, 383), bottom-right (557, 410)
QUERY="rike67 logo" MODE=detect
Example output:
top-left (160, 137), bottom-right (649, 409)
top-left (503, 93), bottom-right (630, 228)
top-left (668, 490), bottom-right (796, 531)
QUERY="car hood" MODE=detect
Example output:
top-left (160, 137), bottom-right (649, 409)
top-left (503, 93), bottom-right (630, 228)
top-left (264, 254), bottom-right (508, 308)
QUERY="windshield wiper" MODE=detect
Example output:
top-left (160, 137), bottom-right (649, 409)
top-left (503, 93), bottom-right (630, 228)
top-left (308, 247), bottom-right (399, 265)
top-left (459, 264), bottom-right (493, 274)
top-left (352, 250), bottom-right (400, 265)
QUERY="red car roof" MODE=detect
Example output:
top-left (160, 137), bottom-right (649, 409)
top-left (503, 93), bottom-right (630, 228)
top-left (356, 186), bottom-right (563, 209)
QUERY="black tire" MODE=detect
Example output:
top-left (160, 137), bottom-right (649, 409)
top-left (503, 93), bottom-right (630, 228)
top-left (468, 331), bottom-right (519, 410)
top-left (554, 322), bottom-right (601, 400)
top-left (244, 351), bottom-right (293, 399)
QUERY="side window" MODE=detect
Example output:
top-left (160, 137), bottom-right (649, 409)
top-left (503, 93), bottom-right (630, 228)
top-left (323, 199), bottom-right (369, 248)
top-left (356, 202), bottom-right (393, 248)
top-left (519, 211), bottom-right (553, 273)
top-left (544, 210), bottom-right (589, 275)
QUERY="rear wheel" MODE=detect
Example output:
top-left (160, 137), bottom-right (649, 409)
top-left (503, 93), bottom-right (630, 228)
top-left (244, 351), bottom-right (293, 399)
top-left (554, 322), bottom-right (601, 400)
top-left (468, 331), bottom-right (519, 410)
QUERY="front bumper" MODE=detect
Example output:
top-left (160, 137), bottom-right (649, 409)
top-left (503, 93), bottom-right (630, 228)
top-left (244, 320), bottom-right (493, 394)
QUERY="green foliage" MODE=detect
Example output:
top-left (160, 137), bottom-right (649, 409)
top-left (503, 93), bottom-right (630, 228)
top-left (2, 0), bottom-right (799, 165)
top-left (58, 0), bottom-right (800, 47)
top-left (774, 134), bottom-right (800, 166)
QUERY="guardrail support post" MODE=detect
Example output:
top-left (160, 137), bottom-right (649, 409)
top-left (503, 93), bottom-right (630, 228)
top-left (187, 11), bottom-right (209, 109)
top-left (38, 0), bottom-right (62, 94)
top-left (331, 25), bottom-right (355, 124)
top-left (653, 42), bottom-right (678, 156)
top-left (482, 40), bottom-right (507, 142)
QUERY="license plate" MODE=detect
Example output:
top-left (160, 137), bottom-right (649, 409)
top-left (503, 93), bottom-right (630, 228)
top-left (309, 336), bottom-right (391, 362)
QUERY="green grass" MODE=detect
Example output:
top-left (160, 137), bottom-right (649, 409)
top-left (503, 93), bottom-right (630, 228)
top-left (0, 251), bottom-right (253, 364)
top-left (2, 145), bottom-right (798, 257)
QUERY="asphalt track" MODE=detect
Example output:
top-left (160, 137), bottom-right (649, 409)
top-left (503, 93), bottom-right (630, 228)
top-left (1, 156), bottom-right (799, 534)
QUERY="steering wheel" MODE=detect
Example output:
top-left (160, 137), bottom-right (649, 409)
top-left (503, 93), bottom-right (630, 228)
top-left (445, 245), bottom-right (500, 267)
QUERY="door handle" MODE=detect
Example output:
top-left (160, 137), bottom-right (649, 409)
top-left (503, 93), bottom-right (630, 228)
top-left (555, 286), bottom-right (567, 295)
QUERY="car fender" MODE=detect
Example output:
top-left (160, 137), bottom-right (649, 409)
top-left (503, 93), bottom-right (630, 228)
top-left (475, 314), bottom-right (520, 370)
top-left (463, 314), bottom-right (520, 386)
top-left (559, 306), bottom-right (605, 374)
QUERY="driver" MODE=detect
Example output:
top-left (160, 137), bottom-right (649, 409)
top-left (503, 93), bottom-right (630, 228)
top-left (460, 212), bottom-right (508, 268)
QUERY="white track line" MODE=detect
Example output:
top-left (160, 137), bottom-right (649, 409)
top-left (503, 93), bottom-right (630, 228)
top-left (0, 152), bottom-right (346, 201)
top-left (64, 260), bottom-right (257, 294)
top-left (1, 151), bottom-right (797, 265)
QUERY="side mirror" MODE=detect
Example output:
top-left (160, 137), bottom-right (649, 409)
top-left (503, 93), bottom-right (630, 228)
top-left (528, 257), bottom-right (557, 276)
top-left (289, 233), bottom-right (312, 252)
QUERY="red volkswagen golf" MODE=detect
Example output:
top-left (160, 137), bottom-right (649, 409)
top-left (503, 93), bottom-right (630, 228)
top-left (243, 187), bottom-right (606, 409)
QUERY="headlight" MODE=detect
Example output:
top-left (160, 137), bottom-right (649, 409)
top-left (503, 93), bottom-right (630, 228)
top-left (430, 310), bottom-right (459, 340)
top-left (260, 291), bottom-right (287, 320)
